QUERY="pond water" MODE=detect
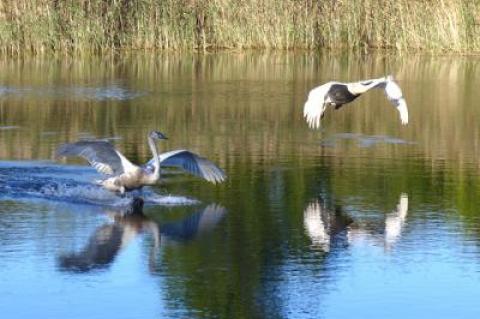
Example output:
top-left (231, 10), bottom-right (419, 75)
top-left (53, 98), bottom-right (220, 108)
top-left (0, 53), bottom-right (480, 319)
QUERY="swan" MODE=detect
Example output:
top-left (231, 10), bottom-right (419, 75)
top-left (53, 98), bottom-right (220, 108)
top-left (303, 75), bottom-right (409, 128)
top-left (55, 131), bottom-right (226, 194)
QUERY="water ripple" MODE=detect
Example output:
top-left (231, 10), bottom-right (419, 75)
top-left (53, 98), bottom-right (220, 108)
top-left (321, 132), bottom-right (416, 148)
top-left (0, 161), bottom-right (197, 207)
top-left (0, 84), bottom-right (143, 101)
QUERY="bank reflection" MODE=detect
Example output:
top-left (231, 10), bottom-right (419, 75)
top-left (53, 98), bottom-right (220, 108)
top-left (58, 200), bottom-right (226, 272)
top-left (304, 193), bottom-right (409, 252)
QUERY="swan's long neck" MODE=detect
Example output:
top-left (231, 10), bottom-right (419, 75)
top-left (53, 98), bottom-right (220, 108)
top-left (148, 136), bottom-right (161, 182)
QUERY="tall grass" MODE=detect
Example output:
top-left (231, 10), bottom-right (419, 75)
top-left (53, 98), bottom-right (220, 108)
top-left (0, 0), bottom-right (479, 54)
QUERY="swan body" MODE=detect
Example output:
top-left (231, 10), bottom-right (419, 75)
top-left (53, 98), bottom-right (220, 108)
top-left (303, 75), bottom-right (409, 128)
top-left (56, 131), bottom-right (226, 194)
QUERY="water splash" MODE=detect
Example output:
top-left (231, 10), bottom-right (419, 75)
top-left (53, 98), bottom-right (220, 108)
top-left (0, 161), bottom-right (198, 207)
top-left (145, 192), bottom-right (199, 206)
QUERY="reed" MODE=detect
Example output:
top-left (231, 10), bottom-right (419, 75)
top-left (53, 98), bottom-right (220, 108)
top-left (0, 0), bottom-right (479, 54)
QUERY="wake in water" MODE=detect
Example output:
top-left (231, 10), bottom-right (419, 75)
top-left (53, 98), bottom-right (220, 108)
top-left (0, 161), bottom-right (198, 207)
top-left (0, 84), bottom-right (143, 101)
top-left (320, 132), bottom-right (416, 148)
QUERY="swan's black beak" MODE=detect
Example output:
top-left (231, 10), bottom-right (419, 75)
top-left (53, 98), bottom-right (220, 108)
top-left (153, 131), bottom-right (168, 140)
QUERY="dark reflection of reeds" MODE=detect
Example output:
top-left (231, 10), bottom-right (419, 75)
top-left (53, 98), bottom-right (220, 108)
top-left (0, 53), bottom-right (479, 171)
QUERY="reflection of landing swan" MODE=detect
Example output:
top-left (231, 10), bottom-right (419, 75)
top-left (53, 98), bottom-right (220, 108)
top-left (58, 203), bottom-right (226, 272)
top-left (303, 199), bottom-right (352, 252)
top-left (56, 131), bottom-right (226, 194)
top-left (160, 204), bottom-right (226, 242)
top-left (303, 75), bottom-right (408, 128)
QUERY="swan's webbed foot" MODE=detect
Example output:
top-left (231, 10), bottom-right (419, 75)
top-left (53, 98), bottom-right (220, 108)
top-left (117, 186), bottom-right (126, 198)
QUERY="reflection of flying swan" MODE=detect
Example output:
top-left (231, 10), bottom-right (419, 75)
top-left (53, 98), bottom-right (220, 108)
top-left (347, 193), bottom-right (409, 248)
top-left (385, 193), bottom-right (409, 246)
top-left (56, 131), bottom-right (226, 194)
top-left (304, 200), bottom-right (330, 251)
top-left (303, 75), bottom-right (409, 128)
top-left (57, 202), bottom-right (226, 272)
top-left (303, 199), bottom-right (352, 252)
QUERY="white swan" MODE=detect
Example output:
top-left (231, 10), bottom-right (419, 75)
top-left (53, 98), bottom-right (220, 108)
top-left (56, 131), bottom-right (226, 194)
top-left (303, 75), bottom-right (409, 128)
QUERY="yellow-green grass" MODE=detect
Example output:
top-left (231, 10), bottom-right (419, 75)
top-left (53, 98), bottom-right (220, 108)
top-left (0, 0), bottom-right (479, 55)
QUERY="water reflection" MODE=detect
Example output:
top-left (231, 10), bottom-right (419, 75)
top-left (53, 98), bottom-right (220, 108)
top-left (58, 201), bottom-right (226, 273)
top-left (321, 133), bottom-right (416, 148)
top-left (304, 194), bottom-right (409, 251)
top-left (0, 81), bottom-right (143, 101)
top-left (347, 193), bottom-right (409, 249)
top-left (303, 198), bottom-right (353, 252)
top-left (384, 194), bottom-right (409, 247)
top-left (0, 53), bottom-right (479, 169)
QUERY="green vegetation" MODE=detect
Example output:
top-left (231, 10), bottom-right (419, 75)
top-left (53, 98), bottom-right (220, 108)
top-left (0, 0), bottom-right (479, 54)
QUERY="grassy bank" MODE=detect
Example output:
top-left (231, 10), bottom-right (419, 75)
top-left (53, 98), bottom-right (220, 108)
top-left (0, 0), bottom-right (479, 54)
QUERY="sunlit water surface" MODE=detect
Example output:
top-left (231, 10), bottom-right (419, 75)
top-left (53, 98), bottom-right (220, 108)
top-left (1, 53), bottom-right (480, 318)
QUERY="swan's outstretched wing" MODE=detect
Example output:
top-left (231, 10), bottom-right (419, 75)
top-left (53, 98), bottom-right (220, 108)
top-left (384, 78), bottom-right (409, 125)
top-left (145, 149), bottom-right (226, 184)
top-left (56, 141), bottom-right (137, 175)
top-left (303, 83), bottom-right (331, 129)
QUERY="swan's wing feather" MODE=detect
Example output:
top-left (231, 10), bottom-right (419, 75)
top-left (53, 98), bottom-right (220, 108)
top-left (384, 79), bottom-right (409, 125)
top-left (146, 150), bottom-right (226, 184)
top-left (56, 141), bottom-right (135, 175)
top-left (394, 98), bottom-right (409, 125)
top-left (303, 83), bottom-right (331, 129)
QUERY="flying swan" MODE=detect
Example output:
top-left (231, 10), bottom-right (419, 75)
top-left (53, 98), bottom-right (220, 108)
top-left (303, 75), bottom-right (409, 128)
top-left (56, 131), bottom-right (226, 194)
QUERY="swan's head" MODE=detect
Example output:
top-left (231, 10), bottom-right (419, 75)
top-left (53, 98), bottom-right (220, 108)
top-left (149, 131), bottom-right (168, 140)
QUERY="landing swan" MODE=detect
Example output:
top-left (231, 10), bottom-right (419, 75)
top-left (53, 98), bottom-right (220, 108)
top-left (56, 131), bottom-right (226, 194)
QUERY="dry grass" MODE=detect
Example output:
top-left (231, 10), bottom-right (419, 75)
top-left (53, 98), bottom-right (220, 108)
top-left (0, 0), bottom-right (479, 54)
